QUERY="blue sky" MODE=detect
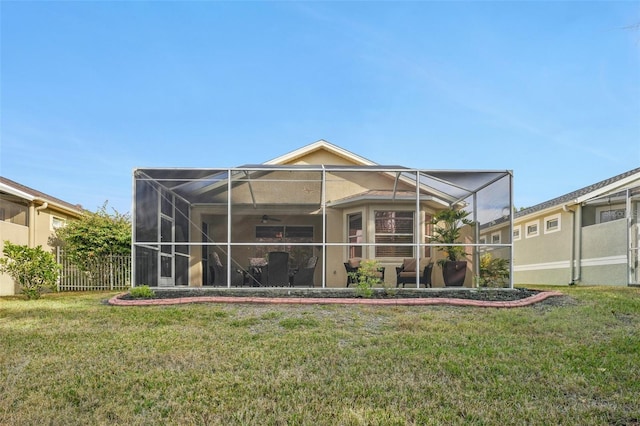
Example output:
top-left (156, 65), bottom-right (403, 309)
top-left (1, 1), bottom-right (639, 214)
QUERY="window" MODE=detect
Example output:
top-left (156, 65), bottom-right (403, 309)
top-left (525, 220), bottom-right (539, 238)
top-left (374, 211), bottom-right (413, 257)
top-left (51, 216), bottom-right (66, 230)
top-left (255, 225), bottom-right (314, 265)
top-left (479, 235), bottom-right (487, 245)
top-left (544, 214), bottom-right (561, 234)
top-left (256, 225), bottom-right (284, 239)
top-left (491, 232), bottom-right (501, 244)
top-left (596, 206), bottom-right (626, 224)
top-left (347, 213), bottom-right (363, 259)
top-left (0, 195), bottom-right (28, 226)
top-left (512, 226), bottom-right (521, 241)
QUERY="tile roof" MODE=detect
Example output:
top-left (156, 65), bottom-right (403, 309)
top-left (515, 167), bottom-right (640, 218)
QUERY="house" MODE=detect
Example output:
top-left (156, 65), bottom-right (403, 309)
top-left (0, 177), bottom-right (84, 295)
top-left (511, 167), bottom-right (640, 286)
top-left (132, 140), bottom-right (513, 289)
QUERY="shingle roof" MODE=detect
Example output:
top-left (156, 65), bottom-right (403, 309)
top-left (515, 167), bottom-right (640, 218)
top-left (0, 176), bottom-right (84, 214)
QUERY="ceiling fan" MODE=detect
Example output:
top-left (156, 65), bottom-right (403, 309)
top-left (261, 214), bottom-right (281, 223)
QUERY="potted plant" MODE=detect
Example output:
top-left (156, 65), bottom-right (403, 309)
top-left (429, 208), bottom-right (474, 287)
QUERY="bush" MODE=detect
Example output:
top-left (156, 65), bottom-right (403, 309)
top-left (0, 241), bottom-right (60, 300)
top-left (129, 285), bottom-right (155, 299)
top-left (477, 253), bottom-right (510, 287)
top-left (351, 259), bottom-right (383, 298)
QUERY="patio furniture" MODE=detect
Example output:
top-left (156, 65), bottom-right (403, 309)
top-left (344, 258), bottom-right (385, 287)
top-left (209, 252), bottom-right (244, 286)
top-left (290, 256), bottom-right (318, 287)
top-left (265, 251), bottom-right (290, 287)
top-left (246, 257), bottom-right (268, 286)
top-left (396, 258), bottom-right (433, 288)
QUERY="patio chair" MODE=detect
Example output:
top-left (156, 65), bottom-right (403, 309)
top-left (344, 258), bottom-right (361, 287)
top-left (209, 252), bottom-right (225, 286)
top-left (291, 256), bottom-right (318, 287)
top-left (265, 251), bottom-right (290, 287)
top-left (246, 257), bottom-right (267, 286)
top-left (396, 258), bottom-right (433, 288)
top-left (210, 252), bottom-right (244, 286)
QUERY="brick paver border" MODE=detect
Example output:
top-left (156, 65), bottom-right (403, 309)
top-left (108, 290), bottom-right (564, 308)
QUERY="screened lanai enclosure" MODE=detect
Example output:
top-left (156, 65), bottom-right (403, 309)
top-left (133, 166), bottom-right (513, 289)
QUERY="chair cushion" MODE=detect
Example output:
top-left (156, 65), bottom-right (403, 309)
top-left (399, 271), bottom-right (417, 278)
top-left (402, 258), bottom-right (417, 272)
top-left (249, 257), bottom-right (267, 267)
top-left (348, 258), bottom-right (362, 268)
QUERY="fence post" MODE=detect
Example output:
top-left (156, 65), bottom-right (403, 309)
top-left (110, 255), bottom-right (114, 290)
top-left (56, 246), bottom-right (61, 292)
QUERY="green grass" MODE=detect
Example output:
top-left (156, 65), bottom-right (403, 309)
top-left (1, 286), bottom-right (639, 425)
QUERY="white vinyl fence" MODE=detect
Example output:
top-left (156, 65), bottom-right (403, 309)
top-left (57, 249), bottom-right (131, 291)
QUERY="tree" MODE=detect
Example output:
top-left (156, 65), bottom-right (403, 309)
top-left (0, 242), bottom-right (60, 299)
top-left (52, 202), bottom-right (131, 286)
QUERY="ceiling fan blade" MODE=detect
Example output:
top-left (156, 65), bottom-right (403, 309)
top-left (261, 215), bottom-right (281, 222)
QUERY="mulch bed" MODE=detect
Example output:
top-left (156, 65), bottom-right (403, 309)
top-left (119, 287), bottom-right (545, 301)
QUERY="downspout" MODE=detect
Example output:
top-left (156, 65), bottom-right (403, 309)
top-left (563, 204), bottom-right (579, 284)
top-left (28, 201), bottom-right (49, 247)
top-left (575, 204), bottom-right (582, 282)
top-left (36, 202), bottom-right (49, 213)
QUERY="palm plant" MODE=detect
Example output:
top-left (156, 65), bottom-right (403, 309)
top-left (429, 208), bottom-right (474, 286)
top-left (430, 208), bottom-right (474, 264)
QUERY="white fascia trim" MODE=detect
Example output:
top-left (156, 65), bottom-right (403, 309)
top-left (514, 260), bottom-right (570, 272)
top-left (581, 255), bottom-right (627, 267)
top-left (515, 206), bottom-right (562, 225)
top-left (573, 173), bottom-right (640, 204)
top-left (514, 255), bottom-right (627, 272)
top-left (0, 182), bottom-right (35, 201)
top-left (264, 140), bottom-right (377, 166)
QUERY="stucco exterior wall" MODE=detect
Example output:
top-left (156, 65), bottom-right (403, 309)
top-left (513, 209), bottom-right (574, 285)
top-left (514, 208), bottom-right (630, 286)
top-left (1, 206), bottom-right (79, 295)
top-left (0, 222), bottom-right (29, 295)
top-left (580, 219), bottom-right (627, 285)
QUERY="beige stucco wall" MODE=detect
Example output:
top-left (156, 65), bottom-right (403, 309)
top-left (580, 219), bottom-right (627, 285)
top-left (0, 206), bottom-right (78, 295)
top-left (513, 209), bottom-right (574, 285)
top-left (514, 207), bottom-right (629, 286)
top-left (0, 222), bottom-right (29, 295)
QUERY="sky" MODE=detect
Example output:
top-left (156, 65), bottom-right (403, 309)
top-left (1, 1), bottom-right (639, 215)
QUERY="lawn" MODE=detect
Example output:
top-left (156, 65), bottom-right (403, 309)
top-left (1, 286), bottom-right (639, 425)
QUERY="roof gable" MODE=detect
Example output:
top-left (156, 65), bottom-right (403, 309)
top-left (263, 140), bottom-right (378, 166)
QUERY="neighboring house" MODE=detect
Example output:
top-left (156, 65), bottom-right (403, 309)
top-left (132, 140), bottom-right (513, 288)
top-left (0, 177), bottom-right (84, 295)
top-left (512, 167), bottom-right (640, 286)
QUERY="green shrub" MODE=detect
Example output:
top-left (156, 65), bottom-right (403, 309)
top-left (0, 241), bottom-right (60, 300)
top-left (129, 285), bottom-right (155, 299)
top-left (477, 253), bottom-right (509, 287)
top-left (352, 259), bottom-right (383, 298)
